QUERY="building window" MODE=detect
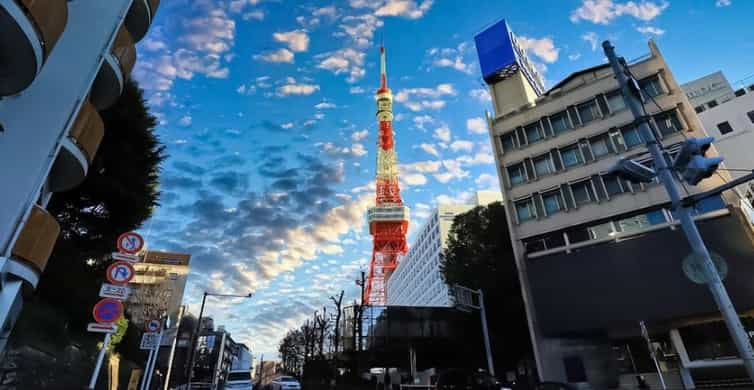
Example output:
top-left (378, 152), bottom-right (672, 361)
top-left (606, 91), bottom-right (626, 113)
top-left (695, 105), bottom-right (705, 114)
top-left (507, 163), bottom-right (526, 185)
top-left (571, 180), bottom-right (595, 205)
top-left (524, 122), bottom-right (543, 144)
top-left (550, 111), bottom-right (570, 134)
top-left (542, 190), bottom-right (563, 215)
top-left (640, 76), bottom-right (663, 97)
top-left (707, 100), bottom-right (718, 108)
top-left (590, 135), bottom-right (610, 158)
top-left (717, 121), bottom-right (734, 135)
top-left (501, 133), bottom-right (517, 152)
top-left (602, 174), bottom-right (624, 196)
top-left (747, 110), bottom-right (754, 124)
top-left (621, 126), bottom-right (644, 148)
top-left (655, 111), bottom-right (682, 136)
top-left (560, 144), bottom-right (583, 168)
top-left (577, 100), bottom-right (600, 124)
top-left (533, 154), bottom-right (554, 177)
top-left (515, 198), bottom-right (536, 222)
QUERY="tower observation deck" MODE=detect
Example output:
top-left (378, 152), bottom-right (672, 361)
top-left (364, 45), bottom-right (409, 306)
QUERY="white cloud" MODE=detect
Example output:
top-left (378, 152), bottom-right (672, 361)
top-left (568, 52), bottom-right (582, 61)
top-left (317, 48), bottom-right (366, 83)
top-left (403, 173), bottom-right (428, 186)
top-left (413, 115), bottom-right (434, 129)
top-left (436, 191), bottom-right (473, 205)
top-left (351, 129), bottom-right (369, 141)
top-left (336, 14), bottom-right (383, 49)
top-left (636, 25), bottom-right (665, 35)
top-left (433, 57), bottom-right (470, 73)
top-left (716, 0), bottom-right (731, 6)
top-left (281, 122), bottom-right (294, 129)
top-left (315, 101), bottom-right (337, 109)
top-left (236, 84), bottom-right (256, 95)
top-left (450, 140), bottom-right (473, 152)
top-left (276, 79), bottom-right (320, 96)
top-left (313, 6), bottom-right (338, 18)
top-left (273, 30), bottom-right (310, 52)
top-left (517, 36), bottom-right (560, 63)
top-left (242, 10), bottom-right (265, 21)
top-left (254, 48), bottom-right (294, 63)
top-left (142, 38), bottom-right (167, 51)
top-left (180, 9), bottom-right (236, 54)
top-left (319, 142), bottom-right (367, 157)
top-left (570, 0), bottom-right (669, 25)
top-left (374, 0), bottom-right (434, 19)
top-left (178, 115), bottom-right (192, 127)
top-left (469, 88), bottom-right (491, 102)
top-left (395, 84), bottom-right (456, 112)
top-left (427, 43), bottom-right (472, 74)
top-left (475, 173), bottom-right (499, 190)
top-left (433, 125), bottom-right (451, 143)
top-left (419, 143), bottom-right (440, 157)
top-left (350, 86), bottom-right (366, 94)
top-left (582, 32), bottom-right (599, 51)
top-left (466, 117), bottom-right (487, 134)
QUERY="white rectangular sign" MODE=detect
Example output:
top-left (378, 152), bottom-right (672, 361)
top-left (87, 323), bottom-right (117, 333)
top-left (99, 283), bottom-right (131, 300)
top-left (112, 252), bottom-right (140, 263)
top-left (140, 333), bottom-right (160, 350)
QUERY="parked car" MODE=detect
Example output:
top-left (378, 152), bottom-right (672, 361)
top-left (225, 369), bottom-right (253, 390)
top-left (269, 376), bottom-right (301, 390)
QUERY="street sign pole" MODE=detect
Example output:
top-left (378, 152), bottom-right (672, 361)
top-left (639, 321), bottom-right (666, 390)
top-left (139, 348), bottom-right (155, 390)
top-left (604, 40), bottom-right (754, 381)
top-left (88, 333), bottom-right (112, 390)
top-left (144, 328), bottom-right (164, 390)
top-left (478, 289), bottom-right (495, 377)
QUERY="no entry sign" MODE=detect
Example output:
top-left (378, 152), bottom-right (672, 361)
top-left (117, 231), bottom-right (144, 254)
top-left (93, 298), bottom-right (123, 324)
top-left (106, 261), bottom-right (135, 285)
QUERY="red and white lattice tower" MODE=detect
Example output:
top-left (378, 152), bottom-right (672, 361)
top-left (364, 45), bottom-right (409, 306)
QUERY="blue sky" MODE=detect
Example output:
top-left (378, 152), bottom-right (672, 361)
top-left (131, 0), bottom-right (754, 358)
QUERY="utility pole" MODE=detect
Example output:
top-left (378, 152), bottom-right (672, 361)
top-left (603, 40), bottom-right (754, 380)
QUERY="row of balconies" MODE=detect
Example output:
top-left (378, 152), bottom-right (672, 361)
top-left (1, 0), bottom-right (158, 285)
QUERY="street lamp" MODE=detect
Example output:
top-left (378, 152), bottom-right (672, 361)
top-left (185, 291), bottom-right (252, 389)
top-left (452, 284), bottom-right (495, 377)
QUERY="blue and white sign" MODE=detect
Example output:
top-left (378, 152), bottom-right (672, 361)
top-left (146, 319), bottom-right (161, 333)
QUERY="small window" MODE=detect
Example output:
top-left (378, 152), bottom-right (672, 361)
top-left (717, 121), bottom-right (734, 135)
top-left (707, 100), bottom-right (718, 108)
top-left (560, 144), bottom-right (583, 167)
top-left (621, 126), bottom-right (644, 148)
top-left (550, 111), bottom-right (570, 134)
top-left (602, 174), bottom-right (624, 196)
top-left (655, 111), bottom-right (682, 136)
top-left (533, 155), bottom-right (554, 177)
top-left (542, 191), bottom-right (563, 215)
top-left (524, 122), bottom-right (543, 144)
top-left (640, 76), bottom-right (663, 98)
top-left (747, 110), bottom-right (754, 124)
top-left (695, 105), bottom-right (705, 114)
top-left (501, 133), bottom-right (517, 152)
top-left (571, 181), bottom-right (594, 205)
top-left (590, 135), bottom-right (610, 158)
top-left (577, 100), bottom-right (600, 124)
top-left (515, 198), bottom-right (536, 222)
top-left (606, 91), bottom-right (626, 113)
top-left (507, 163), bottom-right (526, 185)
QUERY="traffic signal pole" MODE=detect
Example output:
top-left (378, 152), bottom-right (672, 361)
top-left (603, 40), bottom-right (754, 380)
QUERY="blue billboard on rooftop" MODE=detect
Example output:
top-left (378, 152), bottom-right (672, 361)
top-left (474, 19), bottom-right (545, 96)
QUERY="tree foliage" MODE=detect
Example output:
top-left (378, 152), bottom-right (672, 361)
top-left (31, 79), bottom-right (165, 341)
top-left (440, 202), bottom-right (532, 372)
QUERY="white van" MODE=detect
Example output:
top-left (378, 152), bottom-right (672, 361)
top-left (224, 370), bottom-right (253, 390)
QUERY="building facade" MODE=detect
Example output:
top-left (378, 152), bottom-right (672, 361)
top-left (387, 191), bottom-right (502, 307)
top-left (477, 20), bottom-right (754, 389)
top-left (682, 73), bottom-right (754, 207)
top-left (680, 71), bottom-right (736, 112)
top-left (0, 0), bottom-right (158, 355)
top-left (126, 250), bottom-right (192, 328)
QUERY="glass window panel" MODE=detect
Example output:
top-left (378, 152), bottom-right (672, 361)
top-left (606, 92), bottom-right (626, 112)
top-left (717, 121), bottom-right (734, 135)
top-left (621, 126), bottom-right (644, 147)
top-left (616, 213), bottom-right (652, 234)
top-left (655, 111), bottom-right (682, 135)
top-left (577, 100), bottom-right (599, 124)
top-left (501, 133), bottom-right (516, 152)
top-left (534, 155), bottom-right (553, 176)
top-left (507, 164), bottom-right (526, 185)
top-left (588, 221), bottom-right (616, 240)
top-left (525, 122), bottom-right (543, 143)
top-left (550, 112), bottom-right (570, 134)
top-left (590, 137), bottom-right (610, 157)
top-left (561, 145), bottom-right (583, 167)
top-left (543, 191), bottom-right (563, 215)
top-left (516, 199), bottom-right (535, 222)
top-left (640, 76), bottom-right (663, 97)
top-left (602, 174), bottom-right (623, 196)
top-left (571, 181), bottom-right (594, 205)
top-left (747, 111), bottom-right (754, 124)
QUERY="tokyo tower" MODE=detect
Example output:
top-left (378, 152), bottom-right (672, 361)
top-left (364, 45), bottom-right (410, 306)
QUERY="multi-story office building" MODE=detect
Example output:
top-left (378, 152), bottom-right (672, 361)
top-left (0, 0), bottom-right (158, 353)
top-left (387, 191), bottom-right (502, 307)
top-left (193, 323), bottom-right (246, 388)
top-left (477, 19), bottom-right (754, 388)
top-left (682, 72), bottom-right (754, 205)
top-left (681, 71), bottom-right (736, 112)
top-left (126, 250), bottom-right (192, 328)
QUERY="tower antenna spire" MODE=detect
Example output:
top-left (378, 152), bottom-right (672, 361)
top-left (379, 42), bottom-right (388, 92)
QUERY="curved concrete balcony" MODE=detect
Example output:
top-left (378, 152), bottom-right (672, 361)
top-left (125, 0), bottom-right (159, 42)
top-left (11, 205), bottom-right (61, 279)
top-left (48, 102), bottom-right (104, 192)
top-left (0, 0), bottom-right (68, 96)
top-left (90, 26), bottom-right (136, 109)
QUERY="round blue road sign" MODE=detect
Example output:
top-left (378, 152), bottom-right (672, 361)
top-left (93, 298), bottom-right (123, 324)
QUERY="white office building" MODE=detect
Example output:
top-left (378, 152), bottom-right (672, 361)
top-left (387, 191), bottom-right (502, 307)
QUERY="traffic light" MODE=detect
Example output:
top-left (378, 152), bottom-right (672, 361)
top-left (673, 137), bottom-right (724, 185)
top-left (609, 158), bottom-right (656, 183)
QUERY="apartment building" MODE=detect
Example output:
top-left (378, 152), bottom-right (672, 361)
top-left (476, 19), bottom-right (754, 388)
top-left (126, 250), bottom-right (192, 329)
top-left (387, 191), bottom-right (502, 307)
top-left (0, 0), bottom-right (159, 354)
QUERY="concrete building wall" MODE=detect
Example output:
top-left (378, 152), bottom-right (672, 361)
top-left (680, 70), bottom-right (735, 110)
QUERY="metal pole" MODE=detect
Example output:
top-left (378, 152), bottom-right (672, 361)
top-left (145, 329), bottom-right (165, 390)
top-left (639, 321), bottom-right (666, 389)
top-left (186, 292), bottom-right (208, 389)
top-left (603, 40), bottom-right (754, 380)
top-left (164, 306), bottom-right (185, 390)
top-left (477, 289), bottom-right (495, 376)
top-left (140, 348), bottom-right (155, 390)
top-left (88, 333), bottom-right (112, 390)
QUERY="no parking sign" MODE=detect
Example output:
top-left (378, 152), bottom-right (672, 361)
top-left (106, 261), bottom-right (135, 285)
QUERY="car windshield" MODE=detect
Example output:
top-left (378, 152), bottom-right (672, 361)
top-left (227, 372), bottom-right (251, 381)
